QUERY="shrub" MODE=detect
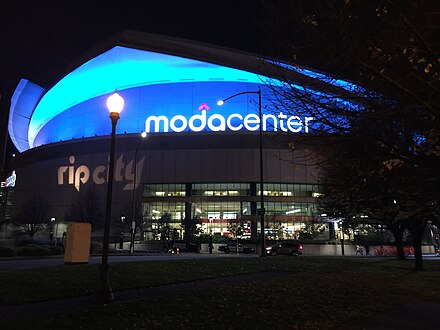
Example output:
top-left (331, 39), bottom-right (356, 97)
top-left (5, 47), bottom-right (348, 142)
top-left (90, 241), bottom-right (103, 254)
top-left (14, 238), bottom-right (34, 247)
top-left (373, 246), bottom-right (414, 256)
top-left (48, 245), bottom-right (64, 255)
top-left (0, 245), bottom-right (16, 257)
top-left (17, 244), bottom-right (52, 256)
top-left (211, 235), bottom-right (232, 244)
top-left (15, 238), bottom-right (53, 247)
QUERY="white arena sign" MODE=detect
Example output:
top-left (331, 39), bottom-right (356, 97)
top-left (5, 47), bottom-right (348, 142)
top-left (145, 110), bottom-right (314, 133)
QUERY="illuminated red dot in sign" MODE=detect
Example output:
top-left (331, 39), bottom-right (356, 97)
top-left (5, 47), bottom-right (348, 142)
top-left (197, 103), bottom-right (210, 111)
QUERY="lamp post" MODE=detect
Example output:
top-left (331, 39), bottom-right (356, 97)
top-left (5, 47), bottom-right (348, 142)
top-left (217, 87), bottom-right (266, 256)
top-left (130, 131), bottom-right (147, 254)
top-left (209, 217), bottom-right (213, 254)
top-left (51, 217), bottom-right (59, 246)
top-left (98, 91), bottom-right (124, 303)
top-left (339, 220), bottom-right (345, 256)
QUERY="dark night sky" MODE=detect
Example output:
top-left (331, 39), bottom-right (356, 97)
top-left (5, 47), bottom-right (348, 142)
top-left (0, 0), bottom-right (268, 174)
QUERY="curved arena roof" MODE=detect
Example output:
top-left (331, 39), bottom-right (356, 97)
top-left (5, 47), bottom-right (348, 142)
top-left (9, 30), bottom-right (359, 153)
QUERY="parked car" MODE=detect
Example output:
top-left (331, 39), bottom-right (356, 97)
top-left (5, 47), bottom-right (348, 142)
top-left (218, 243), bottom-right (255, 254)
top-left (166, 240), bottom-right (197, 253)
top-left (266, 240), bottom-right (303, 256)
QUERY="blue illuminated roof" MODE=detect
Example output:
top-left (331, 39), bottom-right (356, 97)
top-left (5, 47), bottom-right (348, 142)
top-left (9, 30), bottom-right (361, 152)
top-left (9, 79), bottom-right (45, 151)
top-left (28, 46), bottom-right (264, 148)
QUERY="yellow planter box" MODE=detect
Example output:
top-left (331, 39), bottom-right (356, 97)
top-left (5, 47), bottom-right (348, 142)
top-left (64, 222), bottom-right (92, 264)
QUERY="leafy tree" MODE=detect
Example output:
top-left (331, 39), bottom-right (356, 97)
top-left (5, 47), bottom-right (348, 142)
top-left (118, 199), bottom-right (144, 234)
top-left (318, 131), bottom-right (406, 258)
top-left (65, 186), bottom-right (103, 231)
top-left (12, 195), bottom-right (50, 238)
top-left (263, 0), bottom-right (440, 270)
top-left (266, 221), bottom-right (284, 240)
top-left (227, 218), bottom-right (246, 238)
top-left (0, 188), bottom-right (11, 230)
top-left (317, 117), bottom-right (439, 266)
top-left (152, 213), bottom-right (173, 241)
top-left (182, 215), bottom-right (203, 249)
top-left (298, 221), bottom-right (326, 241)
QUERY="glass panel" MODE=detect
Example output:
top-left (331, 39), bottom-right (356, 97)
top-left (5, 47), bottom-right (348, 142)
top-left (258, 202), bottom-right (319, 216)
top-left (191, 183), bottom-right (250, 196)
top-left (143, 184), bottom-right (186, 197)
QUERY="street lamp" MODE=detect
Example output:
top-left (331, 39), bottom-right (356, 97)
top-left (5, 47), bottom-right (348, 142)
top-left (208, 217), bottom-right (213, 254)
top-left (51, 217), bottom-right (58, 246)
top-left (98, 91), bottom-right (124, 303)
top-left (338, 220), bottom-right (345, 256)
top-left (130, 131), bottom-right (147, 254)
top-left (217, 87), bottom-right (266, 257)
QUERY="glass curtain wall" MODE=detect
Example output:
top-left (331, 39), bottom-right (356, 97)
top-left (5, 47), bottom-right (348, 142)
top-left (142, 183), bottom-right (320, 240)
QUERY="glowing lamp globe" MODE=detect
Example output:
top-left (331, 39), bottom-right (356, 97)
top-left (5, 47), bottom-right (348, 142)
top-left (217, 100), bottom-right (225, 106)
top-left (106, 92), bottom-right (124, 114)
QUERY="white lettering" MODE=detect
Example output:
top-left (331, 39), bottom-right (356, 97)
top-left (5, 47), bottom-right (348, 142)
top-left (74, 166), bottom-right (90, 192)
top-left (115, 155), bottom-right (124, 181)
top-left (68, 156), bottom-right (75, 184)
top-left (188, 110), bottom-right (207, 132)
top-left (263, 114), bottom-right (278, 131)
top-left (226, 113), bottom-right (243, 131)
top-left (278, 112), bottom-right (288, 132)
top-left (207, 113), bottom-right (226, 131)
top-left (170, 115), bottom-right (187, 132)
top-left (243, 114), bottom-right (260, 131)
top-left (92, 166), bottom-right (106, 184)
top-left (57, 166), bottom-right (68, 185)
top-left (144, 111), bottom-right (313, 134)
top-left (304, 117), bottom-right (314, 133)
top-left (287, 116), bottom-right (302, 133)
top-left (123, 157), bottom-right (145, 191)
top-left (145, 115), bottom-right (169, 132)
top-left (58, 154), bottom-right (145, 192)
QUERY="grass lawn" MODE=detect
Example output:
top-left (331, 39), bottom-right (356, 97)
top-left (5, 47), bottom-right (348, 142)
top-left (1, 257), bottom-right (440, 329)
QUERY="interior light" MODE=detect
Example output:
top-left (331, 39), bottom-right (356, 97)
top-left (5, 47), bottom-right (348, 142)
top-left (286, 209), bottom-right (302, 215)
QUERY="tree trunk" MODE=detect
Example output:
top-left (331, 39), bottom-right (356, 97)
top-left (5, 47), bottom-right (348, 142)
top-left (413, 234), bottom-right (424, 271)
top-left (407, 218), bottom-right (427, 271)
top-left (389, 222), bottom-right (406, 260)
top-left (394, 231), bottom-right (405, 260)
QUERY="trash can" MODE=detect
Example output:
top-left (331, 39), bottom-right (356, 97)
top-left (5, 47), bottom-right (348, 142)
top-left (64, 222), bottom-right (92, 264)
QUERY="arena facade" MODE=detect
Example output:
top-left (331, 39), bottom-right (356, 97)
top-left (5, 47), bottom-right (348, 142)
top-left (6, 31), bottom-right (355, 242)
